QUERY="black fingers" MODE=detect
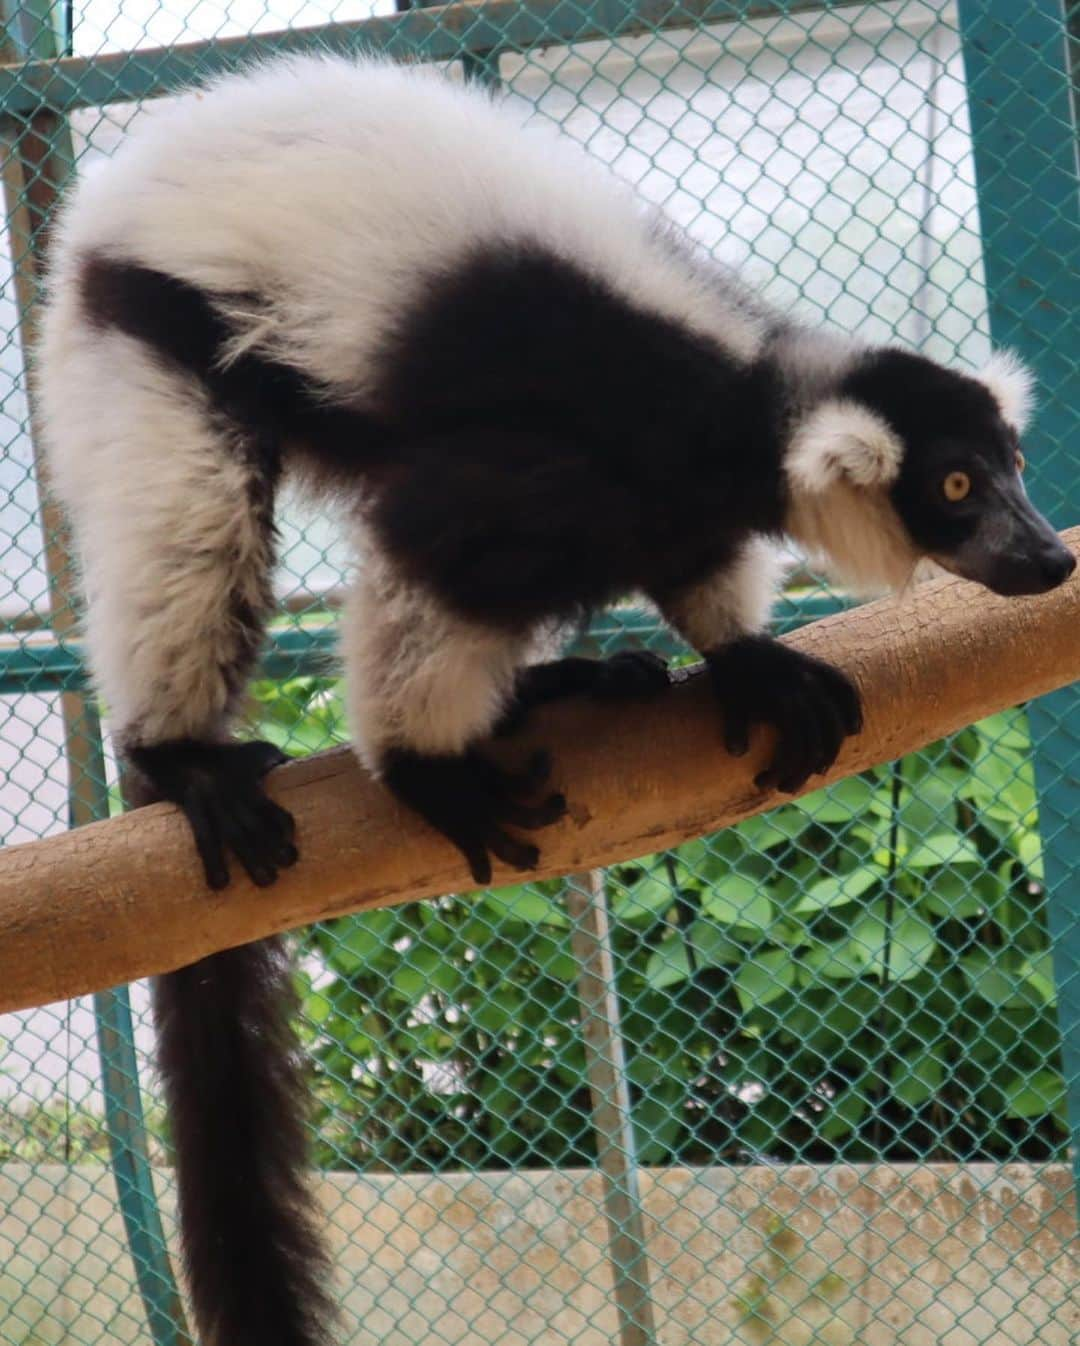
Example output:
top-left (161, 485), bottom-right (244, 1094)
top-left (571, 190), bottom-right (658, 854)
top-left (381, 746), bottom-right (568, 886)
top-left (495, 650), bottom-right (671, 735)
top-left (590, 650), bottom-right (671, 699)
top-left (706, 635), bottom-right (863, 795)
top-left (722, 701), bottom-right (751, 758)
top-left (470, 747), bottom-right (553, 797)
top-left (128, 738), bottom-right (297, 890)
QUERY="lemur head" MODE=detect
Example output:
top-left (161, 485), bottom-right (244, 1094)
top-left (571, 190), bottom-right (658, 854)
top-left (784, 347), bottom-right (1075, 597)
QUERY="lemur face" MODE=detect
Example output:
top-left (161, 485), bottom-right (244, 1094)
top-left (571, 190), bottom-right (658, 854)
top-left (844, 349), bottom-right (1075, 596)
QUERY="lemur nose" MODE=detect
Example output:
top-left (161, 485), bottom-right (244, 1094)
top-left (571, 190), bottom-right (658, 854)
top-left (1039, 545), bottom-right (1076, 588)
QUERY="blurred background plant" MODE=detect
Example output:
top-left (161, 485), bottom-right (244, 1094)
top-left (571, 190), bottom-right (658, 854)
top-left (244, 672), bottom-right (1066, 1172)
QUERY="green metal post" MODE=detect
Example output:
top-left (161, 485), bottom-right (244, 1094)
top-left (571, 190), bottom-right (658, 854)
top-left (94, 984), bottom-right (192, 1346)
top-left (958, 0), bottom-right (1080, 1181)
top-left (0, 1), bottom-right (192, 1337)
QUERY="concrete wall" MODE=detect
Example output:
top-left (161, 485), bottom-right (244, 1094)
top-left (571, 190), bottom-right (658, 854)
top-left (1, 1163), bottom-right (1075, 1345)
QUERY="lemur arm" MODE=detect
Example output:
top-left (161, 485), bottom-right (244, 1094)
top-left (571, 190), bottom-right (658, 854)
top-left (655, 536), bottom-right (862, 793)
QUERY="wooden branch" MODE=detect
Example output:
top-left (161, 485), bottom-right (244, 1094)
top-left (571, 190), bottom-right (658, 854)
top-left (2, 527), bottom-right (1079, 1014)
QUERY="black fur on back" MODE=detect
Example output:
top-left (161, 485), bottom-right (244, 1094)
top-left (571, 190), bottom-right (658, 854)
top-left (80, 242), bottom-right (791, 631)
top-left (370, 244), bottom-right (789, 628)
top-left (153, 943), bottom-right (337, 1346)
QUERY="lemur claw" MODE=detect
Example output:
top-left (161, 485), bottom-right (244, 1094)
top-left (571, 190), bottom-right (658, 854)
top-left (707, 635), bottom-right (862, 794)
top-left (129, 738), bottom-right (297, 890)
top-left (382, 747), bottom-right (567, 886)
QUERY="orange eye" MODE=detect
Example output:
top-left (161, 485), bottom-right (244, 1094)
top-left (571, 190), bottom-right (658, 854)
top-left (1015, 450), bottom-right (1026, 474)
top-left (943, 471), bottom-right (971, 502)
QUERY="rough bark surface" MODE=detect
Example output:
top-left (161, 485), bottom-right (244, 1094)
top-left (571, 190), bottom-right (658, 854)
top-left (2, 527), bottom-right (1077, 1013)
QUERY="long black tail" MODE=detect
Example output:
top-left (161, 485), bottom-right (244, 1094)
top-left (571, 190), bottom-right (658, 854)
top-left (153, 937), bottom-right (337, 1346)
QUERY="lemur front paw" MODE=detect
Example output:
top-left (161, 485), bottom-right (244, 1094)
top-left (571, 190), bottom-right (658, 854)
top-left (128, 738), bottom-right (298, 890)
top-left (382, 747), bottom-right (567, 886)
top-left (706, 636), bottom-right (863, 793)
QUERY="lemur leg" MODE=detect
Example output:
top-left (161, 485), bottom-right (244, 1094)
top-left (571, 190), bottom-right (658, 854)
top-left (341, 546), bottom-right (567, 886)
top-left (494, 650), bottom-right (671, 735)
top-left (46, 337), bottom-right (294, 888)
top-left (656, 536), bottom-right (862, 793)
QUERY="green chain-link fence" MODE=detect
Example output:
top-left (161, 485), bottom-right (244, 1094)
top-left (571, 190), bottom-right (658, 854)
top-left (0, 0), bottom-right (1077, 1342)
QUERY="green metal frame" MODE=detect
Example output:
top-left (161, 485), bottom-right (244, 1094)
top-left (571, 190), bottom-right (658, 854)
top-left (0, 0), bottom-right (873, 118)
top-left (0, 2), bottom-right (1077, 1342)
top-left (1, 3), bottom-right (193, 1340)
top-left (957, 0), bottom-right (1080, 1187)
top-left (0, 592), bottom-right (848, 694)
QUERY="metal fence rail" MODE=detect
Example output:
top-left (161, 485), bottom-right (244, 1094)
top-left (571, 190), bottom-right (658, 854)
top-left (0, 2), bottom-right (1076, 1345)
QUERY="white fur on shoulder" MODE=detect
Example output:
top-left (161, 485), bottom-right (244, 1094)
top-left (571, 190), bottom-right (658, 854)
top-left (785, 400), bottom-right (904, 493)
top-left (977, 350), bottom-right (1035, 432)
top-left (51, 53), bottom-right (766, 398)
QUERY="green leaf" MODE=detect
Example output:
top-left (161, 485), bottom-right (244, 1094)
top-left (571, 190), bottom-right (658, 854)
top-left (897, 794), bottom-right (949, 842)
top-left (392, 944), bottom-right (447, 1002)
top-left (1018, 958), bottom-right (1057, 1008)
top-left (801, 938), bottom-right (868, 982)
top-left (645, 937), bottom-right (692, 990)
top-left (891, 1050), bottom-right (945, 1108)
top-left (530, 934), bottom-right (578, 982)
top-left (688, 919), bottom-right (742, 968)
top-left (902, 832), bottom-right (980, 870)
top-left (611, 873), bottom-right (676, 923)
top-left (473, 986), bottom-right (525, 1034)
top-left (975, 709), bottom-right (1032, 753)
top-left (920, 868), bottom-right (985, 920)
top-left (797, 774), bottom-right (886, 825)
top-left (703, 875), bottom-right (774, 932)
top-left (626, 1055), bottom-right (665, 1088)
top-left (734, 950), bottom-right (796, 1012)
top-left (325, 909), bottom-right (398, 975)
top-left (881, 910), bottom-right (937, 982)
top-left (737, 808), bottom-right (811, 851)
top-left (482, 885), bottom-right (568, 927)
top-left (1015, 827), bottom-right (1044, 882)
top-left (792, 863), bottom-right (883, 915)
top-left (303, 988), bottom-right (332, 1027)
top-left (632, 1086), bottom-right (684, 1163)
top-left (817, 1088), bottom-right (869, 1142)
top-left (1002, 1070), bottom-right (1065, 1120)
top-left (967, 736), bottom-right (1037, 819)
top-left (670, 838), bottom-right (713, 880)
top-left (960, 950), bottom-right (1054, 1010)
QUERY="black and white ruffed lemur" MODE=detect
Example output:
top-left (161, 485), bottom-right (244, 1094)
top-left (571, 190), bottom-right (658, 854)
top-left (37, 53), bottom-right (1074, 1346)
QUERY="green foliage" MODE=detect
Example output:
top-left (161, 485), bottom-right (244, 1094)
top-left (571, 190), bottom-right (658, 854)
top-left (249, 672), bottom-right (349, 755)
top-left (250, 674), bottom-right (1066, 1171)
top-left (0, 1100), bottom-right (166, 1165)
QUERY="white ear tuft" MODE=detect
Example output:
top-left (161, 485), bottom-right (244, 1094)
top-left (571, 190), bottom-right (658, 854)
top-left (786, 400), bottom-right (903, 494)
top-left (977, 350), bottom-right (1036, 432)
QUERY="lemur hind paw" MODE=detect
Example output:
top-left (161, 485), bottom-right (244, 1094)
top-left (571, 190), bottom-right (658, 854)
top-left (128, 738), bottom-right (298, 890)
top-left (706, 635), bottom-right (863, 794)
top-left (382, 747), bottom-right (567, 887)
